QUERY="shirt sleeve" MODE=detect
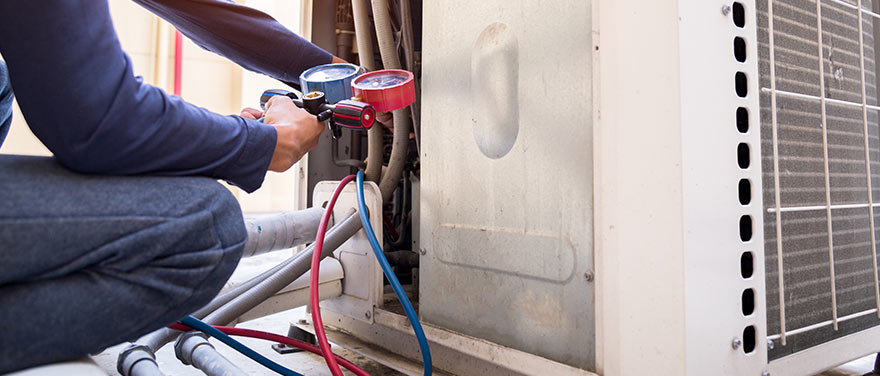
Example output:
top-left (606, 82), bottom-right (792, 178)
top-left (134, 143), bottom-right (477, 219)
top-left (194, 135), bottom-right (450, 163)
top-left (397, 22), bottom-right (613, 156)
top-left (132, 0), bottom-right (333, 85)
top-left (0, 1), bottom-right (276, 192)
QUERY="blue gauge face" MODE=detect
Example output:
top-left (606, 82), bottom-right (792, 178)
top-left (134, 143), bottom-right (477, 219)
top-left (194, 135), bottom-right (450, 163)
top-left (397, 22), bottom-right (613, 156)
top-left (306, 66), bottom-right (359, 82)
top-left (356, 72), bottom-right (409, 88)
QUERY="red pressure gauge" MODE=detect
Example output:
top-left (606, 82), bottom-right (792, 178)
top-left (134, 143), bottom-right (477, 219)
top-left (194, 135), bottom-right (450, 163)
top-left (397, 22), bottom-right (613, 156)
top-left (351, 69), bottom-right (416, 113)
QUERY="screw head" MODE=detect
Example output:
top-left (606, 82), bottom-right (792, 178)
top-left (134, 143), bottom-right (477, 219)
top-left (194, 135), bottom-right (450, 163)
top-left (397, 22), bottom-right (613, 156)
top-left (297, 319), bottom-right (308, 325)
top-left (584, 271), bottom-right (594, 281)
top-left (364, 311), bottom-right (372, 319)
top-left (732, 337), bottom-right (742, 350)
top-left (419, 248), bottom-right (427, 255)
top-left (721, 4), bottom-right (732, 15)
top-left (762, 371), bottom-right (770, 376)
top-left (767, 339), bottom-right (775, 350)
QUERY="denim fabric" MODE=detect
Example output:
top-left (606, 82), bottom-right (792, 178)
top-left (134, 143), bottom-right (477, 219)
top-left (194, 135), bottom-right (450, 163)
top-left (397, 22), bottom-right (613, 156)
top-left (0, 60), bottom-right (12, 146)
top-left (0, 155), bottom-right (246, 373)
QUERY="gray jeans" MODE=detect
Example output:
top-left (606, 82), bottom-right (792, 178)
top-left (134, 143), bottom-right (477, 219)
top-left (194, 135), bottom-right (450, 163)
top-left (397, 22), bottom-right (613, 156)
top-left (0, 61), bottom-right (246, 373)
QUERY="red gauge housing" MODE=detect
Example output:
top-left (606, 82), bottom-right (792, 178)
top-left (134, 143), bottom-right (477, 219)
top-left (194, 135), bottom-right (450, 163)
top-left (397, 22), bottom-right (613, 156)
top-left (351, 69), bottom-right (416, 113)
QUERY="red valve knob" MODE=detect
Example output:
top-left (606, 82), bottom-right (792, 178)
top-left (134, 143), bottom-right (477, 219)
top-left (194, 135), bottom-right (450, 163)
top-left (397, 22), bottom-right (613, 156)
top-left (333, 100), bottom-right (375, 129)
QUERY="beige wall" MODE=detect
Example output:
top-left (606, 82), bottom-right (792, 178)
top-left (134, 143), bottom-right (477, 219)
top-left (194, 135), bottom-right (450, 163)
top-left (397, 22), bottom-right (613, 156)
top-left (0, 0), bottom-right (308, 213)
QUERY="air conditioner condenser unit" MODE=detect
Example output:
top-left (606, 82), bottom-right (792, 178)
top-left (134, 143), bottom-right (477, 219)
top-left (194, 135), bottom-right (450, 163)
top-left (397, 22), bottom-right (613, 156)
top-left (308, 1), bottom-right (880, 375)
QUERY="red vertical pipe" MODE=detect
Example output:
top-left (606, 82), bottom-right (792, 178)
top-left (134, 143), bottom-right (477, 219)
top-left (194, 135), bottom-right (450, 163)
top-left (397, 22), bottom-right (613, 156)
top-left (173, 30), bottom-right (182, 96)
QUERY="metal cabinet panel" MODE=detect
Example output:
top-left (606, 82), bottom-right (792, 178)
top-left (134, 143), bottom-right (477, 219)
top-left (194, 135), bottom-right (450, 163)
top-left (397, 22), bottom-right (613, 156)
top-left (420, 0), bottom-right (594, 370)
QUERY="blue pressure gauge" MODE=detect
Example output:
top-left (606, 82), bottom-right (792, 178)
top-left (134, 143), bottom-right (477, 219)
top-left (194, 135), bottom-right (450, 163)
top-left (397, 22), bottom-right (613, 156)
top-left (299, 63), bottom-right (363, 104)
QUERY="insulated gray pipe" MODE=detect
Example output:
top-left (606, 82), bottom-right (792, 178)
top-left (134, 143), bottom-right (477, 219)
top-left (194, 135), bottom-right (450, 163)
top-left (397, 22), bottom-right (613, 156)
top-left (371, 0), bottom-right (412, 202)
top-left (175, 334), bottom-right (247, 376)
top-left (379, 109), bottom-right (411, 202)
top-left (242, 207), bottom-right (323, 258)
top-left (128, 359), bottom-right (165, 376)
top-left (353, 0), bottom-right (384, 184)
top-left (400, 0), bottom-right (415, 73)
top-left (133, 210), bottom-right (357, 356)
top-left (399, 0), bottom-right (421, 152)
top-left (202, 211), bottom-right (364, 326)
top-left (351, 0), bottom-right (375, 70)
top-left (371, 0), bottom-right (401, 69)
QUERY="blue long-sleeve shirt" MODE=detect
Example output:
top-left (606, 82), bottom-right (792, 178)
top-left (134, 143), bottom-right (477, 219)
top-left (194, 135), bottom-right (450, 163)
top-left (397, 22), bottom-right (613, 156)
top-left (0, 0), bottom-right (332, 192)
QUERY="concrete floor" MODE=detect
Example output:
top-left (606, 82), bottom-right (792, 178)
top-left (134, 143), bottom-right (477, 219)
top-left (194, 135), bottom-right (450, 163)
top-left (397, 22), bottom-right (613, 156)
top-left (819, 356), bottom-right (876, 375)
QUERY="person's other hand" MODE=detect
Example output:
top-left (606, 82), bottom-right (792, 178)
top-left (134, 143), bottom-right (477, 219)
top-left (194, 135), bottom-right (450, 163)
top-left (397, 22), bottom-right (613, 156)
top-left (376, 111), bottom-right (394, 131)
top-left (259, 96), bottom-right (323, 172)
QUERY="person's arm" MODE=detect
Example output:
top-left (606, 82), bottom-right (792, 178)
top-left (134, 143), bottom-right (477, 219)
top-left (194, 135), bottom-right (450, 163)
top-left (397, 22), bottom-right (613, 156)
top-left (0, 1), bottom-right (321, 193)
top-left (132, 0), bottom-right (341, 84)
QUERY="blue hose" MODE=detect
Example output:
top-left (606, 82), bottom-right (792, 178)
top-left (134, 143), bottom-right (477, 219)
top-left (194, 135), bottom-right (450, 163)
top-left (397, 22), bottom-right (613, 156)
top-left (356, 170), bottom-right (433, 375)
top-left (179, 316), bottom-right (303, 376)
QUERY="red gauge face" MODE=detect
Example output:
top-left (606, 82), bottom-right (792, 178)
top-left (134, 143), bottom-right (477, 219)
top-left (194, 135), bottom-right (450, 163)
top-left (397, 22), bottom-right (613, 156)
top-left (352, 69), bottom-right (416, 113)
top-left (356, 72), bottom-right (410, 89)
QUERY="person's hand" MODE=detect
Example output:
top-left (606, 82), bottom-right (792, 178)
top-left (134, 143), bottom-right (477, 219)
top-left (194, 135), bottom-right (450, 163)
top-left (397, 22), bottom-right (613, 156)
top-left (376, 111), bottom-right (394, 131)
top-left (248, 96), bottom-right (323, 172)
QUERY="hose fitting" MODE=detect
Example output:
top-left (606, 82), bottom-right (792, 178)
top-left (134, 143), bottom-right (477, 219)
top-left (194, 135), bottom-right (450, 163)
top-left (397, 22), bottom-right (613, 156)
top-left (117, 344), bottom-right (163, 376)
top-left (174, 332), bottom-right (211, 366)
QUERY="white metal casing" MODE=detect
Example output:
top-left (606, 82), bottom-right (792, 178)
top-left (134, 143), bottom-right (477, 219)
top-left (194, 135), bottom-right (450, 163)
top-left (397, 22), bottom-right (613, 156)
top-left (312, 180), bottom-right (384, 324)
top-left (594, 0), bottom-right (770, 374)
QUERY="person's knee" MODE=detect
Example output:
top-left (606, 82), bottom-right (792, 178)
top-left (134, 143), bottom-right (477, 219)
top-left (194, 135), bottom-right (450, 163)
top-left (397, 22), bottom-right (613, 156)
top-left (201, 179), bottom-right (248, 254)
top-left (105, 178), bottom-right (246, 319)
top-left (172, 179), bottom-right (246, 308)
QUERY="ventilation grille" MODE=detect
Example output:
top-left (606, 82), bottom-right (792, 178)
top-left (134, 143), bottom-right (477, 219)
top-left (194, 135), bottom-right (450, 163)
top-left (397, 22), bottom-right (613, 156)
top-left (757, 0), bottom-right (880, 359)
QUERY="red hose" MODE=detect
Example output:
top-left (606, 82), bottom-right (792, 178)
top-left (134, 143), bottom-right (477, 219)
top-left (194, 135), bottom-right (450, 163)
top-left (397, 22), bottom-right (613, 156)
top-left (169, 323), bottom-right (370, 376)
top-left (311, 175), bottom-right (356, 376)
top-left (173, 30), bottom-right (182, 96)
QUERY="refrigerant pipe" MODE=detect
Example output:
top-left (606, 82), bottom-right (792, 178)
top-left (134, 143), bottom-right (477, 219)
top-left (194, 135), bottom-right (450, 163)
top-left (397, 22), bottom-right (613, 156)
top-left (371, 0), bottom-right (412, 202)
top-left (352, 0), bottom-right (383, 184)
top-left (399, 0), bottom-right (421, 152)
top-left (371, 0), bottom-right (401, 69)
